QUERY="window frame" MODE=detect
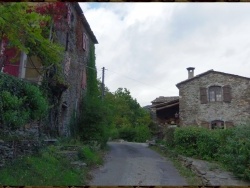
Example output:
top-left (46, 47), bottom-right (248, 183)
top-left (208, 86), bottom-right (222, 102)
top-left (211, 120), bottom-right (224, 129)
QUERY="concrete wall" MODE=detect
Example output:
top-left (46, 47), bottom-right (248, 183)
top-left (178, 72), bottom-right (250, 128)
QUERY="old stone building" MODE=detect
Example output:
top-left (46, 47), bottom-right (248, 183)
top-left (150, 68), bottom-right (250, 129)
top-left (55, 3), bottom-right (98, 136)
top-left (150, 96), bottom-right (179, 126)
top-left (0, 3), bottom-right (98, 136)
top-left (176, 68), bottom-right (250, 128)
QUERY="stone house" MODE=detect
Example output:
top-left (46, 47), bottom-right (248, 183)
top-left (150, 96), bottom-right (179, 126)
top-left (151, 68), bottom-right (250, 129)
top-left (177, 67), bottom-right (250, 129)
top-left (0, 3), bottom-right (98, 136)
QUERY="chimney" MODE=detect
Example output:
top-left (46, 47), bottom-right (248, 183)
top-left (187, 67), bottom-right (195, 79)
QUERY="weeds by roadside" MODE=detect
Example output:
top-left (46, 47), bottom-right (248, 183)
top-left (0, 139), bottom-right (105, 185)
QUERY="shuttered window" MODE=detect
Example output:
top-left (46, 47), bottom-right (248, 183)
top-left (209, 86), bottom-right (222, 102)
top-left (223, 85), bottom-right (231, 103)
top-left (225, 121), bottom-right (234, 128)
top-left (65, 32), bottom-right (69, 51)
top-left (82, 33), bottom-right (87, 51)
top-left (200, 87), bottom-right (208, 104)
top-left (211, 120), bottom-right (224, 129)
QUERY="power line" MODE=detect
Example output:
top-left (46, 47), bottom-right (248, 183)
top-left (106, 69), bottom-right (168, 92)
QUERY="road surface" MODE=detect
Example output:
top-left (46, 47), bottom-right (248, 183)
top-left (89, 141), bottom-right (188, 185)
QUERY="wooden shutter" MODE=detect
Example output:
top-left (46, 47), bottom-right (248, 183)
top-left (223, 85), bottom-right (231, 103)
top-left (201, 121), bottom-right (210, 129)
top-left (225, 121), bottom-right (234, 128)
top-left (67, 5), bottom-right (71, 26)
top-left (82, 33), bottom-right (87, 51)
top-left (200, 87), bottom-right (208, 104)
top-left (65, 33), bottom-right (69, 51)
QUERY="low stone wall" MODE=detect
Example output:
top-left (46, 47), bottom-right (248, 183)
top-left (0, 139), bottom-right (41, 167)
top-left (0, 122), bottom-right (41, 168)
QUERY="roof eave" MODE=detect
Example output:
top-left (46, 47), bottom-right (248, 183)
top-left (75, 3), bottom-right (98, 44)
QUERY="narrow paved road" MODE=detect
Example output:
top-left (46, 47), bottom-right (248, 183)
top-left (89, 141), bottom-right (188, 186)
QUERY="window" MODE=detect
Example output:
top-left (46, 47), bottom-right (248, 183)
top-left (82, 33), bottom-right (87, 51)
top-left (209, 86), bottom-right (222, 102)
top-left (211, 120), bottom-right (224, 129)
top-left (65, 32), bottom-right (69, 51)
top-left (200, 85), bottom-right (231, 104)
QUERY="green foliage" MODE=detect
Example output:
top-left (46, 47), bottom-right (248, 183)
top-left (77, 44), bottom-right (109, 148)
top-left (218, 125), bottom-right (250, 180)
top-left (78, 96), bottom-right (109, 148)
top-left (104, 88), bottom-right (152, 142)
top-left (78, 145), bottom-right (102, 166)
top-left (174, 126), bottom-right (220, 159)
top-left (134, 124), bottom-right (151, 142)
top-left (0, 3), bottom-right (64, 70)
top-left (172, 125), bottom-right (250, 180)
top-left (163, 127), bottom-right (176, 148)
top-left (174, 126), bottom-right (200, 156)
top-left (0, 145), bottom-right (85, 185)
top-left (118, 124), bottom-right (151, 142)
top-left (0, 73), bottom-right (48, 129)
top-left (119, 126), bottom-right (137, 141)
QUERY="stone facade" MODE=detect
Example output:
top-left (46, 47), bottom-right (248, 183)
top-left (176, 70), bottom-right (250, 128)
top-left (45, 3), bottom-right (98, 136)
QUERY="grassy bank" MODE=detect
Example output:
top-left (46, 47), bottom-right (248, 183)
top-left (0, 140), bottom-right (104, 185)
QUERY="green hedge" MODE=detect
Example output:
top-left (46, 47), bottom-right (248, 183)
top-left (171, 125), bottom-right (250, 180)
top-left (0, 73), bottom-right (49, 129)
top-left (218, 125), bottom-right (250, 180)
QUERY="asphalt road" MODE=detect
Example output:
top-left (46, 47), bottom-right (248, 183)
top-left (89, 141), bottom-right (188, 186)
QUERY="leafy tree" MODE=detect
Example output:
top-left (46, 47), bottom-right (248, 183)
top-left (0, 2), bottom-right (64, 77)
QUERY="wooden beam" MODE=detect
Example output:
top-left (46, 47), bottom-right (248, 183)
top-left (156, 102), bottom-right (179, 111)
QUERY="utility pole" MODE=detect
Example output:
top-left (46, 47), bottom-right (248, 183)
top-left (101, 67), bottom-right (105, 100)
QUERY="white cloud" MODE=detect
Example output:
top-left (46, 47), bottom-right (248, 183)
top-left (80, 3), bottom-right (250, 107)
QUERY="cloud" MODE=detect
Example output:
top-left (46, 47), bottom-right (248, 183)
top-left (80, 3), bottom-right (250, 107)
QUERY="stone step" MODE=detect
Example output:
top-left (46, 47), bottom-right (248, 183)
top-left (57, 150), bottom-right (79, 161)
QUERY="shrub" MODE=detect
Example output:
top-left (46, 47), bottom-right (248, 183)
top-left (174, 126), bottom-right (221, 159)
top-left (196, 129), bottom-right (220, 160)
top-left (119, 126), bottom-right (137, 141)
top-left (218, 125), bottom-right (250, 180)
top-left (174, 126), bottom-right (201, 156)
top-left (0, 73), bottom-right (49, 129)
top-left (134, 124), bottom-right (151, 142)
top-left (163, 127), bottom-right (176, 148)
top-left (78, 145), bottom-right (102, 166)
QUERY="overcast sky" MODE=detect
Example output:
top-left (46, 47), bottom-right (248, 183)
top-left (79, 3), bottom-right (250, 107)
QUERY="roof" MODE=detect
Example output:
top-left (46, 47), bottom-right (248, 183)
top-left (151, 96), bottom-right (179, 104)
top-left (74, 3), bottom-right (98, 44)
top-left (150, 98), bottom-right (179, 111)
top-left (176, 69), bottom-right (250, 88)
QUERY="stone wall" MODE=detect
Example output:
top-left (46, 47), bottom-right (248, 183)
top-left (178, 72), bottom-right (250, 127)
top-left (0, 122), bottom-right (41, 168)
top-left (54, 3), bottom-right (95, 136)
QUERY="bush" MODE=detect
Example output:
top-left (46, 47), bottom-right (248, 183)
top-left (78, 96), bottom-right (109, 148)
top-left (134, 124), bottom-right (151, 142)
top-left (218, 125), bottom-right (250, 180)
top-left (78, 145), bottom-right (102, 166)
top-left (0, 73), bottom-right (49, 129)
top-left (163, 127), bottom-right (176, 148)
top-left (174, 126), bottom-right (221, 159)
top-left (174, 126), bottom-right (201, 156)
top-left (119, 126), bottom-right (137, 141)
top-left (196, 129), bottom-right (220, 160)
